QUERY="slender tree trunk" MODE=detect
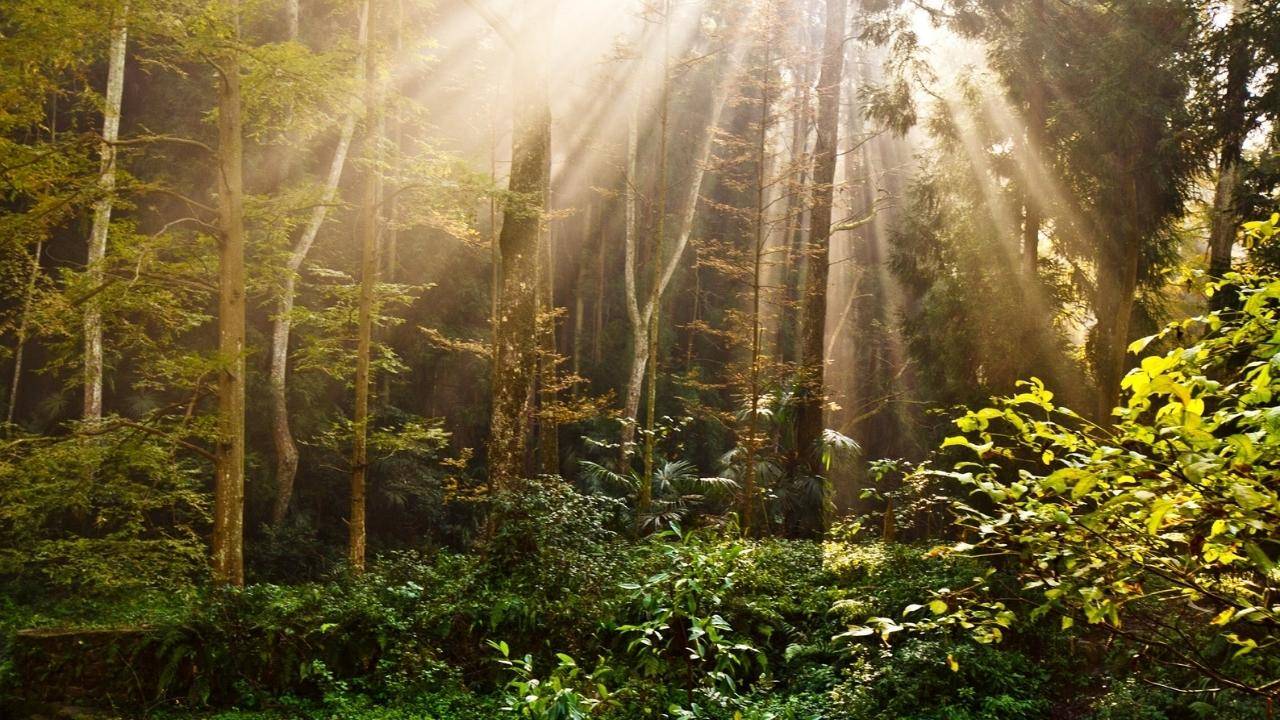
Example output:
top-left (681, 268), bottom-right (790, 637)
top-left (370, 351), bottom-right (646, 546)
top-left (775, 3), bottom-right (814, 363)
top-left (593, 196), bottom-right (605, 367)
top-left (743, 32), bottom-right (772, 537)
top-left (212, 0), bottom-right (246, 587)
top-left (572, 204), bottom-right (589, 396)
top-left (286, 0), bottom-right (300, 41)
top-left (1020, 0), bottom-right (1045, 277)
top-left (7, 241), bottom-right (42, 430)
top-left (489, 85), bottom-right (501, 452)
top-left (84, 1), bottom-right (128, 422)
top-left (620, 95), bottom-right (644, 467)
top-left (1208, 18), bottom-right (1251, 307)
top-left (794, 0), bottom-right (846, 529)
top-left (619, 15), bottom-right (748, 470)
top-left (469, 0), bottom-right (554, 490)
top-left (640, 0), bottom-right (673, 514)
top-left (1094, 229), bottom-right (1140, 421)
top-left (350, 0), bottom-right (381, 574)
top-left (270, 4), bottom-right (367, 526)
top-left (538, 210), bottom-right (559, 476)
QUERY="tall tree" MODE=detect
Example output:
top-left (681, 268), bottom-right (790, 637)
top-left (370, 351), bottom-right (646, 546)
top-left (350, 0), bottom-right (381, 574)
top-left (537, 212), bottom-right (559, 476)
top-left (465, 0), bottom-right (553, 489)
top-left (83, 0), bottom-right (129, 423)
top-left (640, 0), bottom-right (673, 513)
top-left (268, 0), bottom-right (368, 528)
top-left (7, 241), bottom-right (42, 429)
top-left (1207, 5), bottom-right (1254, 294)
top-left (620, 9), bottom-right (749, 473)
top-left (775, 0), bottom-right (816, 364)
top-left (212, 0), bottom-right (246, 587)
top-left (793, 0), bottom-right (846, 495)
top-left (742, 9), bottom-right (775, 536)
top-left (1063, 0), bottom-right (1198, 419)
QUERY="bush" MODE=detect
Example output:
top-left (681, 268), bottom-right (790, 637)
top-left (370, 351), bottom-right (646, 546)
top-left (0, 428), bottom-right (207, 598)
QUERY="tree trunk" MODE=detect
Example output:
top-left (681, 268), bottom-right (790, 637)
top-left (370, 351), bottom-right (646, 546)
top-left (1208, 17), bottom-right (1251, 304)
top-left (572, 204), bottom-right (589, 397)
top-left (537, 209), bottom-right (559, 476)
top-left (620, 94), bottom-right (643, 468)
top-left (286, 0), bottom-right (300, 40)
top-left (350, 0), bottom-right (381, 574)
top-left (1020, 0), bottom-right (1045, 278)
top-left (775, 0), bottom-right (814, 363)
top-left (7, 240), bottom-right (42, 430)
top-left (593, 198), bottom-right (606, 367)
top-left (641, 1), bottom-right (673, 514)
top-left (212, 0), bottom-right (246, 587)
top-left (471, 0), bottom-right (553, 490)
top-left (794, 0), bottom-right (846, 491)
top-left (1093, 230), bottom-right (1140, 421)
top-left (619, 16), bottom-right (748, 471)
top-left (84, 1), bottom-right (128, 422)
top-left (743, 33), bottom-right (772, 537)
top-left (269, 4), bottom-right (367, 526)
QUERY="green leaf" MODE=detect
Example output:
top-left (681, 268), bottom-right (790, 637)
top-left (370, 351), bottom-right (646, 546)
top-left (1147, 498), bottom-right (1174, 534)
top-left (1128, 335), bottom-right (1156, 354)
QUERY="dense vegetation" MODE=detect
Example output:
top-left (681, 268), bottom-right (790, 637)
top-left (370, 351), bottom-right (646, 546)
top-left (1, 0), bottom-right (1279, 717)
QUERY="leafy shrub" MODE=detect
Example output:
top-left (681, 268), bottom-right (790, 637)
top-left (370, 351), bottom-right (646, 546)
top-left (831, 638), bottom-right (1050, 720)
top-left (883, 222), bottom-right (1280, 710)
top-left (0, 428), bottom-right (207, 598)
top-left (613, 529), bottom-right (764, 703)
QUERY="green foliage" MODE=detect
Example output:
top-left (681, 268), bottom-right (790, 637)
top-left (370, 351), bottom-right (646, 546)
top-left (614, 528), bottom-right (763, 701)
top-left (832, 638), bottom-right (1050, 720)
top-left (909, 260), bottom-right (1280, 699)
top-left (579, 458), bottom-right (738, 531)
top-left (491, 641), bottom-right (612, 720)
top-left (0, 427), bottom-right (207, 597)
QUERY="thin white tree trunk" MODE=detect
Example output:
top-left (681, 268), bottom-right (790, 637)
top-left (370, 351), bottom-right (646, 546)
top-left (269, 5), bottom-right (367, 525)
top-left (7, 240), bottom-right (42, 429)
top-left (619, 95), bottom-right (644, 463)
top-left (619, 28), bottom-right (748, 463)
top-left (83, 1), bottom-right (129, 422)
top-left (286, 0), bottom-right (300, 40)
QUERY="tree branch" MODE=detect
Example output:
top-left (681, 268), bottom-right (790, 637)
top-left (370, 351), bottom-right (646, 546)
top-left (461, 0), bottom-right (518, 50)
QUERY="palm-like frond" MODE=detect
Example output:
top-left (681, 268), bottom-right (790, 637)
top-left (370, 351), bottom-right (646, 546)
top-left (818, 429), bottom-right (861, 470)
top-left (578, 460), bottom-right (637, 495)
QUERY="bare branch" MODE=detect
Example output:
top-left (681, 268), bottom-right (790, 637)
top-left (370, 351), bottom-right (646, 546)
top-left (461, 0), bottom-right (518, 50)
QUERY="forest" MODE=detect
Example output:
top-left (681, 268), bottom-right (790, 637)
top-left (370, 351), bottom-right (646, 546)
top-left (1, 0), bottom-right (1279, 717)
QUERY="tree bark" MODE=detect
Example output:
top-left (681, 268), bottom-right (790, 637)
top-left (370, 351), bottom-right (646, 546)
top-left (350, 0), bottom-right (381, 574)
top-left (1208, 16), bottom-right (1251, 303)
top-left (269, 4), bottom-right (367, 526)
top-left (743, 32), bottom-right (772, 537)
top-left (84, 1), bottom-right (128, 423)
top-left (593, 197), bottom-right (605, 367)
top-left (1020, 0), bottom-right (1045, 278)
top-left (286, 0), bottom-right (300, 41)
top-left (1093, 227), bottom-right (1140, 421)
top-left (212, 0), bottom-right (246, 587)
top-left (537, 209), bottom-right (559, 476)
top-left (620, 95), bottom-right (644, 468)
top-left (775, 0), bottom-right (814, 363)
top-left (469, 0), bottom-right (554, 490)
top-left (794, 0), bottom-right (846, 490)
top-left (641, 1), bottom-right (673, 514)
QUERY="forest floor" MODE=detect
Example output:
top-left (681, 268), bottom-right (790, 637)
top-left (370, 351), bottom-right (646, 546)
top-left (0, 516), bottom-right (1253, 719)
